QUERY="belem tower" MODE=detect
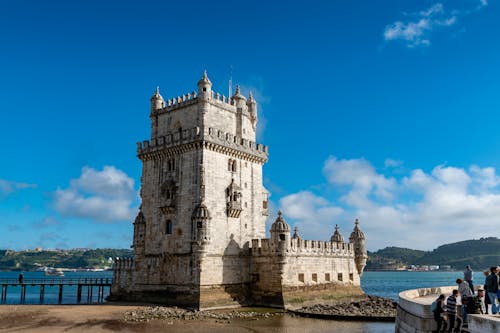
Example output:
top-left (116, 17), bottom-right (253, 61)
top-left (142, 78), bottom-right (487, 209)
top-left (110, 71), bottom-right (368, 309)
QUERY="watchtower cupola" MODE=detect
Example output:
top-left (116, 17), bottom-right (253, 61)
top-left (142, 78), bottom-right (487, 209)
top-left (133, 209), bottom-right (146, 257)
top-left (197, 70), bottom-right (212, 99)
top-left (150, 87), bottom-right (165, 112)
top-left (349, 219), bottom-right (367, 276)
top-left (191, 202), bottom-right (211, 245)
top-left (292, 226), bottom-right (301, 240)
top-left (270, 211), bottom-right (290, 251)
top-left (231, 85), bottom-right (247, 109)
top-left (246, 91), bottom-right (257, 129)
top-left (330, 224), bottom-right (344, 244)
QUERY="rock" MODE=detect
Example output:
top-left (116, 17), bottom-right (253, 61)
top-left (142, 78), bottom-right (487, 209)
top-left (294, 295), bottom-right (397, 319)
top-left (123, 307), bottom-right (284, 322)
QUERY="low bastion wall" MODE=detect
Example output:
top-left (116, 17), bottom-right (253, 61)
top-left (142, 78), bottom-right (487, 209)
top-left (395, 286), bottom-right (500, 333)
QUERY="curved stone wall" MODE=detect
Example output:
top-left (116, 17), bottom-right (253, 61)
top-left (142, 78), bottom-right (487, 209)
top-left (395, 286), bottom-right (500, 333)
top-left (396, 286), bottom-right (454, 333)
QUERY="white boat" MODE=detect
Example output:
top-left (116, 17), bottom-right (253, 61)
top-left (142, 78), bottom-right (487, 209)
top-left (44, 268), bottom-right (65, 277)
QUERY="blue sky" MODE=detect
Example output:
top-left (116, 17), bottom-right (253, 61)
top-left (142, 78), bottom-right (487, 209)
top-left (0, 0), bottom-right (498, 251)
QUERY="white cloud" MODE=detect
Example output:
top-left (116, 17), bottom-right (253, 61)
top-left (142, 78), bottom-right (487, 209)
top-left (323, 156), bottom-right (396, 205)
top-left (383, 2), bottom-right (486, 48)
top-left (277, 156), bottom-right (500, 251)
top-left (52, 166), bottom-right (138, 223)
top-left (279, 191), bottom-right (344, 240)
top-left (0, 179), bottom-right (36, 197)
top-left (420, 3), bottom-right (444, 17)
top-left (385, 158), bottom-right (403, 168)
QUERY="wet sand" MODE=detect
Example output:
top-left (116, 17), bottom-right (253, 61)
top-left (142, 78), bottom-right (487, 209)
top-left (0, 304), bottom-right (394, 333)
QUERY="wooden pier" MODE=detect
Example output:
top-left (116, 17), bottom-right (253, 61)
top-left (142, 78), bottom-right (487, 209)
top-left (0, 278), bottom-right (112, 304)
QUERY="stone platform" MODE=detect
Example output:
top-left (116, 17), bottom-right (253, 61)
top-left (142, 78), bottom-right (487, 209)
top-left (395, 286), bottom-right (500, 333)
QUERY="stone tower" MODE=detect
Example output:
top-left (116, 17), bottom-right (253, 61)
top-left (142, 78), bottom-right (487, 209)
top-left (111, 72), bottom-right (367, 310)
top-left (111, 71), bottom-right (269, 308)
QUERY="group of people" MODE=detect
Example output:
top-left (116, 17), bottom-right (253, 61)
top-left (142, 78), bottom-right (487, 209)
top-left (432, 265), bottom-right (500, 333)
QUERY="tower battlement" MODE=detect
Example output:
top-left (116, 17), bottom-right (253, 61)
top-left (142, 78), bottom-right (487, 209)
top-left (151, 89), bottom-right (250, 117)
top-left (250, 238), bottom-right (354, 256)
top-left (137, 126), bottom-right (268, 162)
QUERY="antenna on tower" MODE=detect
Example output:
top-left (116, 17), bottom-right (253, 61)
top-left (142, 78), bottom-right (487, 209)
top-left (228, 65), bottom-right (233, 97)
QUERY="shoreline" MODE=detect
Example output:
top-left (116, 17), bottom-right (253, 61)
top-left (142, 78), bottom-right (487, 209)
top-left (0, 297), bottom-right (396, 333)
top-left (0, 303), bottom-right (394, 333)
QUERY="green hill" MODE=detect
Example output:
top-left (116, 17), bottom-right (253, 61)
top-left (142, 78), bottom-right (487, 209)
top-left (367, 237), bottom-right (500, 271)
top-left (0, 248), bottom-right (133, 271)
top-left (367, 247), bottom-right (427, 270)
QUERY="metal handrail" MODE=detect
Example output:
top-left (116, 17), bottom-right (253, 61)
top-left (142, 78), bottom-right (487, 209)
top-left (0, 278), bottom-right (112, 285)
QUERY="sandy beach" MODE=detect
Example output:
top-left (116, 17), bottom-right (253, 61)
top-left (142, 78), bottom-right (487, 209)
top-left (0, 304), bottom-right (227, 333)
top-left (0, 304), bottom-right (394, 333)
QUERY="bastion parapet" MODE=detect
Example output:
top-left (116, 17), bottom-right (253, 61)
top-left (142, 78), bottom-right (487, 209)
top-left (396, 286), bottom-right (500, 333)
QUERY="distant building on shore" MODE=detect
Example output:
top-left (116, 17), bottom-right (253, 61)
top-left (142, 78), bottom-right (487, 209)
top-left (110, 72), bottom-right (368, 309)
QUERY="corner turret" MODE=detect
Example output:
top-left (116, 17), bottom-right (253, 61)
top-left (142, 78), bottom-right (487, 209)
top-left (150, 87), bottom-right (165, 112)
top-left (197, 70), bottom-right (212, 100)
top-left (330, 224), bottom-right (344, 244)
top-left (292, 226), bottom-right (301, 240)
top-left (349, 219), bottom-right (367, 276)
top-left (132, 209), bottom-right (146, 257)
top-left (246, 91), bottom-right (257, 129)
top-left (191, 202), bottom-right (211, 247)
top-left (231, 85), bottom-right (247, 109)
top-left (270, 211), bottom-right (290, 251)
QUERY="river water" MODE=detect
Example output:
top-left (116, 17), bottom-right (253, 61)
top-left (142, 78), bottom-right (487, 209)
top-left (0, 270), bottom-right (466, 332)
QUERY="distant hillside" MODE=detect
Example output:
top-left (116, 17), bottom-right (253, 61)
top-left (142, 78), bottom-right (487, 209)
top-left (367, 237), bottom-right (500, 271)
top-left (367, 247), bottom-right (427, 270)
top-left (0, 248), bottom-right (133, 271)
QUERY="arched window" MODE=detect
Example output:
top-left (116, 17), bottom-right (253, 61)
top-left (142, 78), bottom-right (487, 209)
top-left (231, 160), bottom-right (237, 172)
top-left (166, 220), bottom-right (173, 234)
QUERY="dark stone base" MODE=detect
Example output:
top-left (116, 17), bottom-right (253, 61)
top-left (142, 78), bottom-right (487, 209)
top-left (108, 285), bottom-right (200, 309)
top-left (108, 282), bottom-right (365, 310)
top-left (282, 283), bottom-right (365, 309)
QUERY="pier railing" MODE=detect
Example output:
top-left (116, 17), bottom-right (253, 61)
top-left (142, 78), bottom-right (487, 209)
top-left (0, 278), bottom-right (113, 304)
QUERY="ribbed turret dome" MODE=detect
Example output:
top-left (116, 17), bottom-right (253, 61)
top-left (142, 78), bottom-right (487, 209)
top-left (231, 85), bottom-right (246, 101)
top-left (349, 219), bottom-right (366, 241)
top-left (150, 86), bottom-right (164, 101)
top-left (247, 91), bottom-right (256, 104)
top-left (330, 224), bottom-right (344, 243)
top-left (134, 211), bottom-right (145, 225)
top-left (197, 70), bottom-right (212, 85)
top-left (192, 203), bottom-right (210, 220)
top-left (270, 211), bottom-right (290, 232)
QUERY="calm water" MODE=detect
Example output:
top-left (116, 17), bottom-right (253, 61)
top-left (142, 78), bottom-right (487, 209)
top-left (0, 270), bottom-right (463, 304)
top-left (0, 270), bottom-right (465, 333)
top-left (361, 270), bottom-right (463, 299)
top-left (0, 271), bottom-right (112, 304)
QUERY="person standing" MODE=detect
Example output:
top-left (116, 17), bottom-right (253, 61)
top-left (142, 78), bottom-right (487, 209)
top-left (485, 266), bottom-right (499, 314)
top-left (456, 278), bottom-right (472, 324)
top-left (446, 289), bottom-right (461, 333)
top-left (18, 272), bottom-right (24, 284)
top-left (464, 265), bottom-right (474, 291)
top-left (433, 294), bottom-right (447, 333)
top-left (483, 270), bottom-right (491, 314)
